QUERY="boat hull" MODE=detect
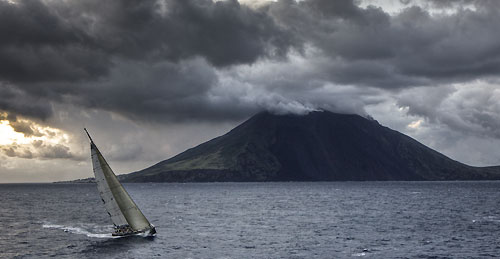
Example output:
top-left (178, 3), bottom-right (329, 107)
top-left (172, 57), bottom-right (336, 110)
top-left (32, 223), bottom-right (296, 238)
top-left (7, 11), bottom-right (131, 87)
top-left (112, 226), bottom-right (157, 237)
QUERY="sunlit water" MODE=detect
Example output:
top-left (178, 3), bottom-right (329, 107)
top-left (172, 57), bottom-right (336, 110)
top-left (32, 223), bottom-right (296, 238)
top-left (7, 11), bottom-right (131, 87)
top-left (1, 182), bottom-right (499, 258)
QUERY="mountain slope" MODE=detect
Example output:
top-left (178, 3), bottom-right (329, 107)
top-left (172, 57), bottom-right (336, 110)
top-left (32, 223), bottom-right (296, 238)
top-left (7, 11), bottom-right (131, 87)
top-left (120, 111), bottom-right (500, 182)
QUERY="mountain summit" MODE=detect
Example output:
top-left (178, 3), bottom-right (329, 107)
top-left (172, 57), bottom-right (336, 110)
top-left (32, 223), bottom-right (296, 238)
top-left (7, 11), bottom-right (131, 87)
top-left (121, 111), bottom-right (500, 182)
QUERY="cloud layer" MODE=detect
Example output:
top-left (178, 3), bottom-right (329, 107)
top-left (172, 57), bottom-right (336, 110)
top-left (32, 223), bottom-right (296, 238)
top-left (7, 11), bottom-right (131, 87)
top-left (2, 0), bottom-right (499, 121)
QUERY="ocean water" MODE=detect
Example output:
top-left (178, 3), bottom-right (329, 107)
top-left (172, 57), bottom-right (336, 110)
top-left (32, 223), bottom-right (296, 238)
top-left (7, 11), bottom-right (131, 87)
top-left (1, 182), bottom-right (499, 258)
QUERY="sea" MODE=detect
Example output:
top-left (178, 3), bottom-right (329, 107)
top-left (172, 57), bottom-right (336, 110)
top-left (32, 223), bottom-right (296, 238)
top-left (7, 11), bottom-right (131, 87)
top-left (1, 182), bottom-right (499, 258)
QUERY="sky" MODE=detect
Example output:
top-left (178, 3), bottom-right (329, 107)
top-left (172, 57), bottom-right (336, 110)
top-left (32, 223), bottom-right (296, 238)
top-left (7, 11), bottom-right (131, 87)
top-left (1, 0), bottom-right (500, 183)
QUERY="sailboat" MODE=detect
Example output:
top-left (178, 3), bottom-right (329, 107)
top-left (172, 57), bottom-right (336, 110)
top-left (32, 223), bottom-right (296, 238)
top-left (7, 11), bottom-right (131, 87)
top-left (85, 128), bottom-right (156, 237)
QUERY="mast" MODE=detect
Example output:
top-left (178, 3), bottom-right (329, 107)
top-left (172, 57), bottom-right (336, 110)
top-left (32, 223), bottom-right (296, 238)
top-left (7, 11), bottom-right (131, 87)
top-left (85, 129), bottom-right (152, 232)
top-left (84, 128), bottom-right (93, 143)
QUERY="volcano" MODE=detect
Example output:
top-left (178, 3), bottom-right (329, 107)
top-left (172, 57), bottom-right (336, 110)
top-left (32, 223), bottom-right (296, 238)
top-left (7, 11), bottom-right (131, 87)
top-left (120, 111), bottom-right (500, 182)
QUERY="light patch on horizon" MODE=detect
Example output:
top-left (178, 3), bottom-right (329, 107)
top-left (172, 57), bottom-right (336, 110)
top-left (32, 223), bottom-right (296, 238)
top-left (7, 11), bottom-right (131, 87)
top-left (0, 114), bottom-right (78, 161)
top-left (0, 116), bottom-right (68, 146)
top-left (0, 120), bottom-right (28, 145)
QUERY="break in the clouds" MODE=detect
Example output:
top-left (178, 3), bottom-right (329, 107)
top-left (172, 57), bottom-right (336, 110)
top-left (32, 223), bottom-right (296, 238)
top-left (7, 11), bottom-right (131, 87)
top-left (0, 0), bottom-right (500, 182)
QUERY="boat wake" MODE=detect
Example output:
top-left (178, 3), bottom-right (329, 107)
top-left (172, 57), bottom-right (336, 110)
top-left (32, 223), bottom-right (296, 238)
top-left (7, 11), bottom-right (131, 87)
top-left (42, 223), bottom-right (117, 239)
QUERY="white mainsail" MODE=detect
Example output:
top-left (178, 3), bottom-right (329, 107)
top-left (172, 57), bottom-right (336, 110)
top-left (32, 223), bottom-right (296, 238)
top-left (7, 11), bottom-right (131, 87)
top-left (86, 129), bottom-right (153, 233)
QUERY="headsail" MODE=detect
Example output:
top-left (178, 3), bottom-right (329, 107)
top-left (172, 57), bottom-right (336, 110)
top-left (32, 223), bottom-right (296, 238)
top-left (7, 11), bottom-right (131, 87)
top-left (86, 129), bottom-right (152, 233)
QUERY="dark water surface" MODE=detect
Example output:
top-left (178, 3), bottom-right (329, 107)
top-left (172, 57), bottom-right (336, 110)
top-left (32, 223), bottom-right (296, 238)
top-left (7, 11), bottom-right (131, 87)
top-left (1, 182), bottom-right (499, 258)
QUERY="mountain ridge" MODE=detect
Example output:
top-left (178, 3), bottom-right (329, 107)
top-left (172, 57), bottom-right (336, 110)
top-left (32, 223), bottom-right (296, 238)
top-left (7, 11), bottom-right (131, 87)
top-left (117, 111), bottom-right (500, 182)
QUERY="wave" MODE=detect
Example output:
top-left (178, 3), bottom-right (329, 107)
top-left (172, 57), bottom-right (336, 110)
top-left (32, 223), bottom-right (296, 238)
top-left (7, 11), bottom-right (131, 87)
top-left (472, 215), bottom-right (500, 224)
top-left (42, 223), bottom-right (117, 239)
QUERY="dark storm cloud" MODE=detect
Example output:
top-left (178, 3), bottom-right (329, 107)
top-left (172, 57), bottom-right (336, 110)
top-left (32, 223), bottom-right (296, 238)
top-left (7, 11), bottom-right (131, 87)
top-left (9, 119), bottom-right (43, 137)
top-left (54, 0), bottom-right (297, 66)
top-left (73, 58), bottom-right (250, 122)
top-left (2, 146), bottom-right (33, 159)
top-left (397, 84), bottom-right (500, 140)
top-left (1, 0), bottom-right (500, 126)
top-left (267, 0), bottom-right (500, 88)
top-left (0, 0), bottom-right (297, 121)
top-left (36, 142), bottom-right (76, 159)
top-left (0, 0), bottom-right (295, 84)
top-left (306, 0), bottom-right (363, 20)
top-left (392, 5), bottom-right (500, 80)
top-left (0, 0), bottom-right (108, 83)
top-left (0, 83), bottom-right (53, 120)
top-left (1, 140), bottom-right (81, 160)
